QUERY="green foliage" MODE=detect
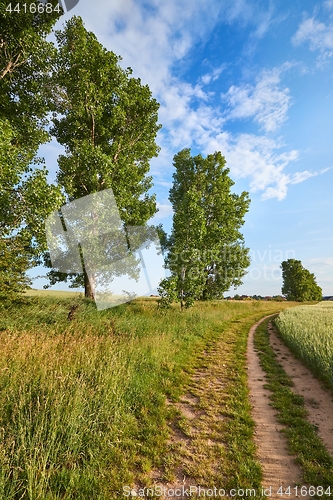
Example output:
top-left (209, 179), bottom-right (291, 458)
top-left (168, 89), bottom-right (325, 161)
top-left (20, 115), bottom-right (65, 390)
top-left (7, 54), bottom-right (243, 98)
top-left (0, 236), bottom-right (32, 301)
top-left (158, 276), bottom-right (180, 308)
top-left (160, 149), bottom-right (250, 307)
top-left (0, 0), bottom-right (62, 149)
top-left (0, 116), bottom-right (63, 301)
top-left (51, 16), bottom-right (160, 214)
top-left (46, 17), bottom-right (161, 297)
top-left (281, 259), bottom-right (322, 301)
top-left (0, 3), bottom-right (64, 299)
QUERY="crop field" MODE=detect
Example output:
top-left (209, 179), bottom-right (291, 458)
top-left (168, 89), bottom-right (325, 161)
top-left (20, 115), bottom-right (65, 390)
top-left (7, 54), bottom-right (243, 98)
top-left (0, 294), bottom-right (297, 500)
top-left (275, 302), bottom-right (333, 391)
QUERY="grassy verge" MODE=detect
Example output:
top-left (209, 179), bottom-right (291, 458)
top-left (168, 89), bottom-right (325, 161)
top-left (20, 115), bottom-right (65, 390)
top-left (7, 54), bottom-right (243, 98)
top-left (0, 296), bottom-right (298, 499)
top-left (153, 308), bottom-right (296, 500)
top-left (254, 317), bottom-right (333, 500)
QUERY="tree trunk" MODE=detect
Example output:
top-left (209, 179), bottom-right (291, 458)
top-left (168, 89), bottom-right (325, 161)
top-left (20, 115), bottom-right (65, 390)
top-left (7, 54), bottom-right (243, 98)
top-left (79, 243), bottom-right (96, 300)
top-left (84, 271), bottom-right (95, 300)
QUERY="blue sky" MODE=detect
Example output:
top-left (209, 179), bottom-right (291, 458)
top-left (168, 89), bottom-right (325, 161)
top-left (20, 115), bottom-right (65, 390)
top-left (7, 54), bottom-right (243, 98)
top-left (35, 0), bottom-right (333, 296)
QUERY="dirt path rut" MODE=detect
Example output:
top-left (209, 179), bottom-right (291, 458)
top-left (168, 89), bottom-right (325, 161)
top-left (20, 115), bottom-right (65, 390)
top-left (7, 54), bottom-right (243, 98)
top-left (267, 320), bottom-right (333, 456)
top-left (247, 315), bottom-right (333, 499)
top-left (247, 315), bottom-right (306, 498)
top-left (138, 313), bottom-right (333, 499)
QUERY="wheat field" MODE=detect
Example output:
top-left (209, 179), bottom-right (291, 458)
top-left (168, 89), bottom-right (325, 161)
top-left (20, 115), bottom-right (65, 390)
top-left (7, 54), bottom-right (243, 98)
top-left (275, 302), bottom-right (333, 390)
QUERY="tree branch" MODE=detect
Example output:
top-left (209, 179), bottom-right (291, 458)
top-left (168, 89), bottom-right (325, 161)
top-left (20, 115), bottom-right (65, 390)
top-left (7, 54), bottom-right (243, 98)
top-left (0, 50), bottom-right (24, 80)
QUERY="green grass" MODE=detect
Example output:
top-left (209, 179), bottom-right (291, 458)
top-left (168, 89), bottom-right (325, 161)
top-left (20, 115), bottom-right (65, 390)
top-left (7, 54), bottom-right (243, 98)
top-left (275, 302), bottom-right (333, 391)
top-left (0, 296), bottom-right (299, 499)
top-left (254, 317), bottom-right (333, 500)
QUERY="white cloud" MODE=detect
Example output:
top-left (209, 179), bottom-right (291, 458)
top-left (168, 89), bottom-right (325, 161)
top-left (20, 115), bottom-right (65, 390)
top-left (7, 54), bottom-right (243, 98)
top-left (154, 202), bottom-right (173, 220)
top-left (151, 77), bottom-right (322, 202)
top-left (289, 170), bottom-right (319, 184)
top-left (196, 130), bottom-right (329, 201)
top-left (306, 257), bottom-right (333, 267)
top-left (63, 0), bottom-right (279, 94)
top-left (52, 1), bottom-right (325, 203)
top-left (222, 68), bottom-right (292, 132)
top-left (201, 65), bottom-right (227, 85)
top-left (324, 0), bottom-right (333, 10)
top-left (292, 17), bottom-right (333, 61)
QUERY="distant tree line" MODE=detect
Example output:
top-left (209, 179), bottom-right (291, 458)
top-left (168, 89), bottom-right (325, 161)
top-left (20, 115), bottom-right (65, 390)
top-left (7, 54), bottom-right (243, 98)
top-left (227, 294), bottom-right (286, 301)
top-left (226, 259), bottom-right (323, 303)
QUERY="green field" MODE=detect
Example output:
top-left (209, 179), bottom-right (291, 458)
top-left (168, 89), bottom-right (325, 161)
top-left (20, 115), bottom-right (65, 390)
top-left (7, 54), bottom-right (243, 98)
top-left (275, 302), bottom-right (333, 391)
top-left (0, 294), bottom-right (301, 500)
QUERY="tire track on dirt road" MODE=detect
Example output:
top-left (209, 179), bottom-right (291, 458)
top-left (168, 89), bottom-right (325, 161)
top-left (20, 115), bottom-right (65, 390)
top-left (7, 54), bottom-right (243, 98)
top-left (248, 314), bottom-right (333, 499)
top-left (247, 315), bottom-right (309, 499)
top-left (267, 320), bottom-right (333, 457)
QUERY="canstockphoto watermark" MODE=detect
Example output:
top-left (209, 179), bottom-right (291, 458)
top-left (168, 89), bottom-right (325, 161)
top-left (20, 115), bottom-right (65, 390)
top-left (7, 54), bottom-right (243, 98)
top-left (244, 265), bottom-right (283, 282)
top-left (45, 188), bottom-right (165, 310)
top-left (123, 485), bottom-right (259, 497)
top-left (38, 0), bottom-right (79, 14)
top-left (166, 246), bottom-right (295, 268)
top-left (123, 485), bottom-right (327, 497)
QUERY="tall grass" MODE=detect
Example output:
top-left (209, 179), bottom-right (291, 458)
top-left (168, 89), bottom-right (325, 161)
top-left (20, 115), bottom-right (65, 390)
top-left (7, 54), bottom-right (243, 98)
top-left (0, 296), bottom-right (297, 499)
top-left (275, 302), bottom-right (333, 391)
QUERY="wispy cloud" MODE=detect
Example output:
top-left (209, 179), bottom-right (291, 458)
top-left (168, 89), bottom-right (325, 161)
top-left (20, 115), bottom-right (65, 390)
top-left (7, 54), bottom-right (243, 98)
top-left (289, 171), bottom-right (315, 184)
top-left (201, 65), bottom-right (227, 85)
top-left (292, 16), bottom-right (333, 63)
top-left (53, 1), bottom-right (327, 203)
top-left (154, 202), bottom-right (173, 220)
top-left (222, 68), bottom-right (292, 133)
top-left (199, 133), bottom-right (299, 200)
top-left (324, 0), bottom-right (333, 11)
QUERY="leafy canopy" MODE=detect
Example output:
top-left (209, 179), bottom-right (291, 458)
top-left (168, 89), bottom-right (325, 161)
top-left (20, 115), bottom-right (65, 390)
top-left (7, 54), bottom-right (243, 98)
top-left (281, 259), bottom-right (322, 302)
top-left (45, 17), bottom-right (161, 298)
top-left (159, 149), bottom-right (250, 308)
top-left (0, 0), bottom-right (64, 300)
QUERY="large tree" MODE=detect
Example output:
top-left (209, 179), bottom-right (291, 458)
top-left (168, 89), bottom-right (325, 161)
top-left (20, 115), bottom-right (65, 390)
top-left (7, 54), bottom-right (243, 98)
top-left (158, 149), bottom-right (250, 308)
top-left (0, 0), bottom-right (64, 300)
top-left (281, 259), bottom-right (322, 301)
top-left (45, 17), bottom-right (161, 298)
top-left (0, 0), bottom-right (62, 135)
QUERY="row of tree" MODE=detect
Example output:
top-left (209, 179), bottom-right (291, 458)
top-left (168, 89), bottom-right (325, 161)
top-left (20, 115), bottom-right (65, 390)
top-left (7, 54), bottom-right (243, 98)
top-left (1, 7), bottom-right (162, 299)
top-left (0, 3), bottom-right (252, 304)
top-left (0, 3), bottom-right (323, 306)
